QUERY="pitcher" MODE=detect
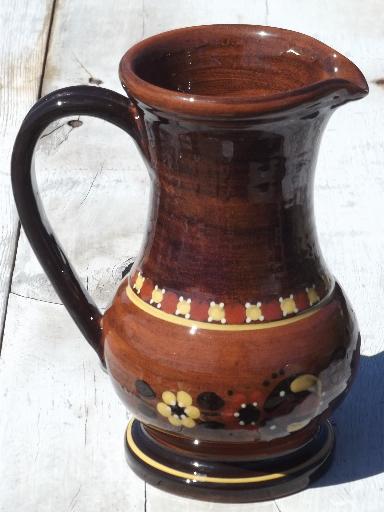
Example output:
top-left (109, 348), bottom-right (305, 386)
top-left (11, 25), bottom-right (368, 502)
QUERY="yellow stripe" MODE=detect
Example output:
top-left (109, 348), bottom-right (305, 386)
top-left (126, 285), bottom-right (320, 331)
top-left (126, 419), bottom-right (285, 484)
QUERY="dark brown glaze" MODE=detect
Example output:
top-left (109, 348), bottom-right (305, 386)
top-left (130, 111), bottom-right (333, 303)
top-left (12, 25), bottom-right (368, 502)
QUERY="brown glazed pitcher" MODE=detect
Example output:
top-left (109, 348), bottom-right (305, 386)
top-left (11, 25), bottom-right (368, 502)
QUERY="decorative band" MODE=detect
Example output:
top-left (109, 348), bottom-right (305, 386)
top-left (127, 269), bottom-right (329, 328)
top-left (126, 284), bottom-right (321, 331)
top-left (126, 419), bottom-right (285, 484)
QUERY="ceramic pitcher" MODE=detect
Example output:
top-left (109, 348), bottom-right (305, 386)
top-left (11, 25), bottom-right (368, 502)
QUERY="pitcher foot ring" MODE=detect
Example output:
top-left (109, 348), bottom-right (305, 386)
top-left (125, 418), bottom-right (334, 503)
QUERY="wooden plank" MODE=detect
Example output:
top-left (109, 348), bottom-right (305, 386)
top-left (11, 0), bottom-right (148, 306)
top-left (0, 0), bottom-right (147, 510)
top-left (0, 0), bottom-right (54, 345)
top-left (0, 294), bottom-right (143, 511)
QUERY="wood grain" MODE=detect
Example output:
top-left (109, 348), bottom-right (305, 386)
top-left (0, 0), bottom-right (54, 346)
top-left (0, 0), bottom-right (383, 510)
top-left (0, 0), bottom-right (146, 510)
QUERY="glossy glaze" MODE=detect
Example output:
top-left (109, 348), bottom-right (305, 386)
top-left (105, 280), bottom-right (359, 442)
top-left (11, 25), bottom-right (368, 502)
top-left (125, 418), bottom-right (335, 502)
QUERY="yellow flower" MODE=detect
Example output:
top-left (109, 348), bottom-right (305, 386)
top-left (279, 294), bottom-right (298, 317)
top-left (306, 286), bottom-right (320, 306)
top-left (208, 302), bottom-right (226, 324)
top-left (133, 272), bottom-right (145, 293)
top-left (175, 296), bottom-right (191, 319)
top-left (245, 302), bottom-right (264, 323)
top-left (290, 374), bottom-right (321, 395)
top-left (150, 285), bottom-right (165, 309)
top-left (156, 390), bottom-right (200, 428)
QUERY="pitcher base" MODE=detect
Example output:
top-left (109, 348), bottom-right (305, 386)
top-left (125, 418), bottom-right (334, 503)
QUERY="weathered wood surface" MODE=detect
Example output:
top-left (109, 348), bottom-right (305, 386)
top-left (1, 1), bottom-right (383, 511)
top-left (0, 0), bottom-right (54, 343)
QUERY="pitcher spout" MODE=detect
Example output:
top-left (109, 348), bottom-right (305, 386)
top-left (310, 50), bottom-right (368, 107)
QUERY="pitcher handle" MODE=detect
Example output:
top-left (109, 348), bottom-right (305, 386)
top-left (11, 86), bottom-right (142, 366)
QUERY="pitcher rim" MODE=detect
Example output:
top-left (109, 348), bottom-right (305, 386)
top-left (119, 24), bottom-right (368, 119)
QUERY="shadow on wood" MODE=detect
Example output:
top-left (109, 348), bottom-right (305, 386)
top-left (313, 352), bottom-right (384, 487)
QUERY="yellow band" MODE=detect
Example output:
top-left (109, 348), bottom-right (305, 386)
top-left (126, 285), bottom-right (320, 331)
top-left (126, 419), bottom-right (285, 484)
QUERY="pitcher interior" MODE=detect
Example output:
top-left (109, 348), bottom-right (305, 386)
top-left (132, 26), bottom-right (343, 97)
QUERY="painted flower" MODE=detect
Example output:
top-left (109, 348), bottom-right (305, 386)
top-left (260, 373), bottom-right (322, 438)
top-left (150, 285), bottom-right (165, 308)
top-left (279, 294), bottom-right (298, 316)
top-left (264, 373), bottom-right (321, 417)
top-left (221, 391), bottom-right (264, 428)
top-left (132, 271), bottom-right (145, 294)
top-left (245, 302), bottom-right (264, 323)
top-left (306, 285), bottom-right (320, 306)
top-left (208, 302), bottom-right (226, 323)
top-left (156, 390), bottom-right (200, 428)
top-left (175, 296), bottom-right (192, 319)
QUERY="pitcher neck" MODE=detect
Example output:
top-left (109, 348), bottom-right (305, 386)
top-left (133, 110), bottom-right (334, 306)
